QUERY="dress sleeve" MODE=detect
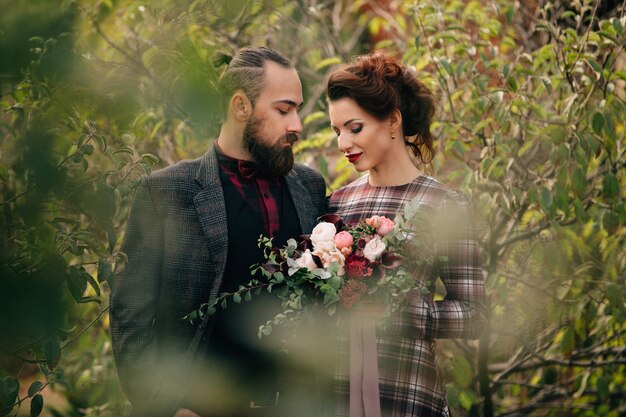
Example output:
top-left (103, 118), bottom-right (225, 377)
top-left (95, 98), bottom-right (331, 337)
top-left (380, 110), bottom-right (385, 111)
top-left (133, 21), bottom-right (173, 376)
top-left (391, 190), bottom-right (487, 340)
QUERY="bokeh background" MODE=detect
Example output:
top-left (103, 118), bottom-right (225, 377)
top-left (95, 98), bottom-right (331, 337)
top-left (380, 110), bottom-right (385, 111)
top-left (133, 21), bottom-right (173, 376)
top-left (1, 0), bottom-right (625, 416)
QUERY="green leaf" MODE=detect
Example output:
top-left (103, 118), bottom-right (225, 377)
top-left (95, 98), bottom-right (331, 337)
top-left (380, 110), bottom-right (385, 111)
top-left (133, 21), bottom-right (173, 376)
top-left (458, 389), bottom-right (476, 411)
top-left (440, 58), bottom-right (453, 76)
top-left (538, 186), bottom-right (553, 214)
top-left (452, 357), bottom-right (473, 388)
top-left (602, 173), bottom-right (619, 200)
top-left (244, 291), bottom-right (252, 302)
top-left (540, 76), bottom-right (552, 94)
top-left (592, 112), bottom-right (605, 135)
top-left (30, 394), bottom-right (43, 417)
top-left (44, 339), bottom-right (62, 370)
top-left (67, 270), bottom-right (87, 302)
top-left (78, 296), bottom-right (101, 304)
top-left (27, 381), bottom-right (44, 397)
top-left (596, 375), bottom-right (610, 401)
top-left (560, 327), bottom-right (575, 355)
top-left (318, 155), bottom-right (328, 178)
top-left (0, 164), bottom-right (9, 182)
top-left (571, 168), bottom-right (586, 197)
top-left (113, 146), bottom-right (134, 156)
top-left (0, 376), bottom-right (19, 415)
top-left (605, 283), bottom-right (623, 308)
top-left (233, 293), bottom-right (241, 303)
top-left (94, 135), bottom-right (107, 152)
top-left (85, 273), bottom-right (101, 296)
top-left (107, 227), bottom-right (117, 253)
top-left (314, 57), bottom-right (342, 71)
top-left (603, 211), bottom-right (619, 233)
top-left (141, 153), bottom-right (159, 164)
top-left (97, 259), bottom-right (114, 284)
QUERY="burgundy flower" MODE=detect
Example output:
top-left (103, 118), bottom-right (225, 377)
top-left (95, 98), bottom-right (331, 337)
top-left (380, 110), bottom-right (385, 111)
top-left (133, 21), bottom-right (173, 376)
top-left (381, 252), bottom-right (404, 269)
top-left (297, 234), bottom-right (313, 252)
top-left (345, 254), bottom-right (373, 278)
top-left (369, 261), bottom-right (385, 281)
top-left (261, 262), bottom-right (281, 274)
top-left (311, 253), bottom-right (323, 268)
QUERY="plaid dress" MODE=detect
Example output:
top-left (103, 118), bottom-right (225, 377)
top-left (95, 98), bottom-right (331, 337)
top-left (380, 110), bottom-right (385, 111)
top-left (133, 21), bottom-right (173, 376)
top-left (328, 173), bottom-right (486, 417)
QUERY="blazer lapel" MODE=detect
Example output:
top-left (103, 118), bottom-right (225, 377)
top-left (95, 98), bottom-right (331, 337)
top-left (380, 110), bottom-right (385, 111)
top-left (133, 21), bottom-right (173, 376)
top-left (285, 168), bottom-right (318, 234)
top-left (193, 147), bottom-right (228, 302)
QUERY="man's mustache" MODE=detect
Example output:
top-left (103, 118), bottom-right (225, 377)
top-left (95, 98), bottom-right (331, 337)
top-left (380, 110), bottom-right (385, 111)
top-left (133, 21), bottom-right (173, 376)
top-left (282, 133), bottom-right (299, 145)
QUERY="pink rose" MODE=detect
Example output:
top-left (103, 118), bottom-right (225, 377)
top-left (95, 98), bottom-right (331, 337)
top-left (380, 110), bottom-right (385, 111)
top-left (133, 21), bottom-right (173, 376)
top-left (376, 217), bottom-right (395, 236)
top-left (365, 215), bottom-right (395, 236)
top-left (334, 231), bottom-right (353, 250)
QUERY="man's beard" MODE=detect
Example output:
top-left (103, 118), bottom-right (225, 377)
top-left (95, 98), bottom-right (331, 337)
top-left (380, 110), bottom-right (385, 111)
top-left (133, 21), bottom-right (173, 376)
top-left (243, 115), bottom-right (298, 178)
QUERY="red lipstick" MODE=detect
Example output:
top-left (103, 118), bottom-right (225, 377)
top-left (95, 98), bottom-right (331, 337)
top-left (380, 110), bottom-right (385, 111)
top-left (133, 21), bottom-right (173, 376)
top-left (346, 153), bottom-right (363, 163)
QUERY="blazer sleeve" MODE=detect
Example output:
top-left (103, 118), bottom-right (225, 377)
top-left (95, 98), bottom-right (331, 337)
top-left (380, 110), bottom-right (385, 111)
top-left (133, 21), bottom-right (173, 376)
top-left (296, 164), bottom-right (328, 221)
top-left (395, 190), bottom-right (487, 340)
top-left (110, 178), bottom-right (163, 405)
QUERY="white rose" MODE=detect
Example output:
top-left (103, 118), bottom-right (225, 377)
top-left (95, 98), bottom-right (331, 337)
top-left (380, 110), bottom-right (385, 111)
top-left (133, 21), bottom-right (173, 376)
top-left (313, 240), bottom-right (336, 254)
top-left (320, 249), bottom-right (345, 269)
top-left (363, 236), bottom-right (386, 262)
top-left (295, 249), bottom-right (317, 271)
top-left (310, 222), bottom-right (337, 248)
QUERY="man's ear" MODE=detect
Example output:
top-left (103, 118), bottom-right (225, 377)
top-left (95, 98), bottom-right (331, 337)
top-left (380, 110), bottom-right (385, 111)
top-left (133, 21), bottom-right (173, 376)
top-left (230, 91), bottom-right (252, 121)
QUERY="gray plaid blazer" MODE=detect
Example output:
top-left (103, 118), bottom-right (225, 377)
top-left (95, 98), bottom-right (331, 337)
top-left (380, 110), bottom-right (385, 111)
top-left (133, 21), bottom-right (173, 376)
top-left (109, 146), bottom-right (327, 409)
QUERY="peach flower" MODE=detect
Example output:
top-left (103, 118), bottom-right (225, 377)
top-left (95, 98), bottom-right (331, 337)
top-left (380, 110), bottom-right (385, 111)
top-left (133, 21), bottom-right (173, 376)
top-left (365, 215), bottom-right (395, 236)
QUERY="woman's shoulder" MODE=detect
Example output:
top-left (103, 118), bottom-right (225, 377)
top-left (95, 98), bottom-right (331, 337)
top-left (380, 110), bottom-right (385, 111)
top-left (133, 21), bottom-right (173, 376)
top-left (409, 173), bottom-right (470, 209)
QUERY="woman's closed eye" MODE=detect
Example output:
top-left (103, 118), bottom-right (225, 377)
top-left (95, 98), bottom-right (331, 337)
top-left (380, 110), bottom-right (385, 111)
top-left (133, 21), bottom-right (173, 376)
top-left (350, 125), bottom-right (363, 134)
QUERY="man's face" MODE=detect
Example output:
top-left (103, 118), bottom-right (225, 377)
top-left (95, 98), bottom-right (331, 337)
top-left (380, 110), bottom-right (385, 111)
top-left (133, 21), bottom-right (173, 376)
top-left (243, 61), bottom-right (303, 177)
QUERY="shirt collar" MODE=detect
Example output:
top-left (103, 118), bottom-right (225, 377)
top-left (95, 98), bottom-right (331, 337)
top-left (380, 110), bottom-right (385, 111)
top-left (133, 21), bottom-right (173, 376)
top-left (214, 141), bottom-right (267, 181)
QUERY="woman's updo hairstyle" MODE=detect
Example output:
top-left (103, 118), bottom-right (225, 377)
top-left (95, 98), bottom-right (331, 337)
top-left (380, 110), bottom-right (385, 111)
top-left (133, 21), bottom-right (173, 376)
top-left (326, 52), bottom-right (435, 165)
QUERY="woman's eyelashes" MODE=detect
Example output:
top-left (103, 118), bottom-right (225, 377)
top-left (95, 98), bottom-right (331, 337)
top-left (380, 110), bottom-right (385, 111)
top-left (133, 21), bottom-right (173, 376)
top-left (350, 124), bottom-right (363, 134)
top-left (332, 124), bottom-right (363, 137)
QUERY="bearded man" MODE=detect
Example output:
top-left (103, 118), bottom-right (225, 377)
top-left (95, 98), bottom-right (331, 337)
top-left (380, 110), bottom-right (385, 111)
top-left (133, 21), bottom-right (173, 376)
top-left (110, 47), bottom-right (327, 417)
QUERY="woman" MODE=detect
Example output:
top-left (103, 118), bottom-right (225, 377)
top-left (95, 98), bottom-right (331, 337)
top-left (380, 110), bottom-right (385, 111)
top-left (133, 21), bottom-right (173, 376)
top-left (326, 53), bottom-right (486, 417)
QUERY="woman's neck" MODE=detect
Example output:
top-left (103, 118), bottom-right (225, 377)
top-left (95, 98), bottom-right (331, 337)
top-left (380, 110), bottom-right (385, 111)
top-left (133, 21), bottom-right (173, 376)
top-left (368, 150), bottom-right (422, 187)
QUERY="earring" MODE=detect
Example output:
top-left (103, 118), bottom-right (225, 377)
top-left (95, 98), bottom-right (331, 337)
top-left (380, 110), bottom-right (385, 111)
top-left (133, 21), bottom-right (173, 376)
top-left (391, 135), bottom-right (396, 140)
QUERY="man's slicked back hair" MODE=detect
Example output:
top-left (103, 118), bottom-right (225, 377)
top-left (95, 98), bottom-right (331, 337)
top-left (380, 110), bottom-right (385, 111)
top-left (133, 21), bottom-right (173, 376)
top-left (217, 47), bottom-right (292, 118)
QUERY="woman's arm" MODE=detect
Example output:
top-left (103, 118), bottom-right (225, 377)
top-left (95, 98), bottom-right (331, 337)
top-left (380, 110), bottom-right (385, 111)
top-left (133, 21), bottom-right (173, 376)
top-left (391, 190), bottom-right (487, 340)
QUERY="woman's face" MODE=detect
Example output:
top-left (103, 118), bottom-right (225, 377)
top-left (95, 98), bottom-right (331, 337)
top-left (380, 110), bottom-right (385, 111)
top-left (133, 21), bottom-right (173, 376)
top-left (328, 97), bottom-right (394, 172)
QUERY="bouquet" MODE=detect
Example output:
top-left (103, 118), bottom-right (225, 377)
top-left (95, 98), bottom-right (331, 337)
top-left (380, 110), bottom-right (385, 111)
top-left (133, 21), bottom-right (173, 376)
top-left (186, 205), bottom-right (438, 337)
